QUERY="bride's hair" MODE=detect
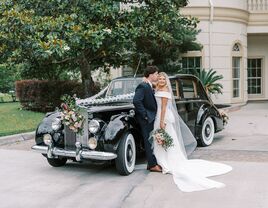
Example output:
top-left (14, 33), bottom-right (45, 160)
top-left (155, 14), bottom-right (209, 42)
top-left (157, 72), bottom-right (169, 89)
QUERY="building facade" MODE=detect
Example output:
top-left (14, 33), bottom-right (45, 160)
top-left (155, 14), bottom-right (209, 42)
top-left (113, 1), bottom-right (268, 104)
top-left (181, 0), bottom-right (268, 104)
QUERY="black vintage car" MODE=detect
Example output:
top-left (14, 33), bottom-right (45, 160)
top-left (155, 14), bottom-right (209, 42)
top-left (32, 74), bottom-right (226, 175)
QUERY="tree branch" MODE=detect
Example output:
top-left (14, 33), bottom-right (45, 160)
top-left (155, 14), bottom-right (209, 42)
top-left (52, 57), bottom-right (74, 64)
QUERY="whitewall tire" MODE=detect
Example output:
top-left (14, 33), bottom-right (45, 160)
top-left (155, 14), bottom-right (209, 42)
top-left (199, 117), bottom-right (215, 147)
top-left (115, 132), bottom-right (136, 175)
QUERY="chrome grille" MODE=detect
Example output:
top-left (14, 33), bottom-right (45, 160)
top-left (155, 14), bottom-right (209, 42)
top-left (64, 107), bottom-right (89, 149)
top-left (64, 126), bottom-right (76, 150)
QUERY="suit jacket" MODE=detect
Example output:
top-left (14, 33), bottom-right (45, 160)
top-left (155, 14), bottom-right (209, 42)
top-left (133, 82), bottom-right (157, 124)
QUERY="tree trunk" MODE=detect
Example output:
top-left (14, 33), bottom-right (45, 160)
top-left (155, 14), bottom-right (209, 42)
top-left (79, 55), bottom-right (95, 98)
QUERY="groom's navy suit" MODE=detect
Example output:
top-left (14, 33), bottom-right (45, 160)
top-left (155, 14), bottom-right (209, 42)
top-left (133, 82), bottom-right (157, 168)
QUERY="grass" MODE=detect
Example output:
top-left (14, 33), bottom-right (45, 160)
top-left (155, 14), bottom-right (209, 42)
top-left (0, 102), bottom-right (45, 137)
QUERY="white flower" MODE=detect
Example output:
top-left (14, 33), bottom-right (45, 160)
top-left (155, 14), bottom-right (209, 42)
top-left (45, 50), bottom-right (53, 55)
top-left (63, 45), bottom-right (70, 51)
top-left (103, 28), bottom-right (112, 34)
top-left (71, 113), bottom-right (77, 122)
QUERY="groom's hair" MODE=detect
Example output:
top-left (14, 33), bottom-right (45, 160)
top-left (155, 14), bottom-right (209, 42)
top-left (143, 65), bottom-right (159, 78)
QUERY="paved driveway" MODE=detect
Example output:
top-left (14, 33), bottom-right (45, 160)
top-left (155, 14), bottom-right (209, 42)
top-left (0, 101), bottom-right (268, 208)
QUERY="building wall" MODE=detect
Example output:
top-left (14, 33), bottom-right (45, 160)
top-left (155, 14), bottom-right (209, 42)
top-left (181, 0), bottom-right (249, 104)
top-left (248, 35), bottom-right (268, 99)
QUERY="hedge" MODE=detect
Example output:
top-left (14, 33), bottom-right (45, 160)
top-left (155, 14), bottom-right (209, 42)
top-left (16, 80), bottom-right (85, 112)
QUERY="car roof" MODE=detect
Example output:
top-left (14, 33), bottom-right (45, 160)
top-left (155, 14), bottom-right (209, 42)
top-left (113, 74), bottom-right (199, 81)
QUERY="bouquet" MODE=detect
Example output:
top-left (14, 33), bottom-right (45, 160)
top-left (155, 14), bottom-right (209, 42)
top-left (150, 128), bottom-right (174, 151)
top-left (60, 94), bottom-right (84, 135)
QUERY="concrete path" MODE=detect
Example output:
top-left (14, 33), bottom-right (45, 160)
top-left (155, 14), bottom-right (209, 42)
top-left (0, 101), bottom-right (267, 208)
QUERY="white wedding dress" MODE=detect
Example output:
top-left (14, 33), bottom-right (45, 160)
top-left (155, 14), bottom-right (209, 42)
top-left (153, 91), bottom-right (232, 192)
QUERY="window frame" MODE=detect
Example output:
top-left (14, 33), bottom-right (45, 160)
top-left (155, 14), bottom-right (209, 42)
top-left (182, 56), bottom-right (202, 74)
top-left (247, 57), bottom-right (265, 99)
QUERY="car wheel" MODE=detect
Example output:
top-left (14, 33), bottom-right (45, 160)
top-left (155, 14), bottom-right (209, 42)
top-left (115, 132), bottom-right (136, 176)
top-left (199, 117), bottom-right (215, 147)
top-left (47, 158), bottom-right (67, 167)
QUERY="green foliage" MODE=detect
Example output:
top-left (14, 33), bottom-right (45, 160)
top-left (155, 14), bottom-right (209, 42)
top-left (0, 0), bottom-right (135, 96)
top-left (60, 94), bottom-right (77, 110)
top-left (0, 0), bottom-right (131, 66)
top-left (0, 0), bottom-right (201, 96)
top-left (125, 0), bottom-right (201, 70)
top-left (195, 68), bottom-right (224, 94)
top-left (0, 102), bottom-right (44, 136)
top-left (0, 64), bottom-right (21, 93)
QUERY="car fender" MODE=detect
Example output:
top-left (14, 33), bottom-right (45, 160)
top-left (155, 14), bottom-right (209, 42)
top-left (196, 104), bottom-right (213, 138)
top-left (104, 114), bottom-right (130, 151)
top-left (35, 111), bottom-right (62, 145)
top-left (196, 104), bottom-right (211, 126)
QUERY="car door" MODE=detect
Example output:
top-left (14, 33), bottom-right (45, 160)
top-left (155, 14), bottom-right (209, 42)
top-left (170, 78), bottom-right (189, 126)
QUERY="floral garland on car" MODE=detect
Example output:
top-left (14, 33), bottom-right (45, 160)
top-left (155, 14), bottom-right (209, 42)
top-left (76, 92), bottom-right (135, 106)
top-left (60, 94), bottom-right (85, 135)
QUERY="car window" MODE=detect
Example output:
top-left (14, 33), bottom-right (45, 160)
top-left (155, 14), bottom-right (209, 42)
top-left (106, 78), bottom-right (142, 97)
top-left (170, 79), bottom-right (180, 98)
top-left (180, 79), bottom-right (198, 99)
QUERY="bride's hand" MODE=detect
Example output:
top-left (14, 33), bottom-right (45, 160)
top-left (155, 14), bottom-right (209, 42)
top-left (160, 121), bottom-right (166, 129)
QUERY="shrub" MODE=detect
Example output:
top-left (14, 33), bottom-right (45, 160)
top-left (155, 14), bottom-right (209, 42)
top-left (16, 80), bottom-right (84, 112)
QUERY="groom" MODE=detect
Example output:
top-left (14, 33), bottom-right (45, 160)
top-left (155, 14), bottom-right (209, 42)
top-left (133, 66), bottom-right (162, 172)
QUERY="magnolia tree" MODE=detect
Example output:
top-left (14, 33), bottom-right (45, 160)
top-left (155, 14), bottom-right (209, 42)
top-left (121, 0), bottom-right (201, 72)
top-left (0, 0), bottom-right (135, 97)
top-left (0, 0), bottom-right (200, 96)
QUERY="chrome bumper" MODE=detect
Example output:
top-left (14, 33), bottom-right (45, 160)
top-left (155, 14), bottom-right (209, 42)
top-left (31, 145), bottom-right (117, 161)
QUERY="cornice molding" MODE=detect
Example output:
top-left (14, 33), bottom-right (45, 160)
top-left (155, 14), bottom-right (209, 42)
top-left (248, 13), bottom-right (268, 26)
top-left (181, 7), bottom-right (249, 24)
top-left (182, 6), bottom-right (268, 26)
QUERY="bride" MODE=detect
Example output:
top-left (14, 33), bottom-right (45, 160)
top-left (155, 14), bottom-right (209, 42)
top-left (152, 72), bottom-right (232, 192)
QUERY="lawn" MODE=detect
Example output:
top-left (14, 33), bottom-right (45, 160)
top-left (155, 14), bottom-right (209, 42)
top-left (0, 102), bottom-right (45, 137)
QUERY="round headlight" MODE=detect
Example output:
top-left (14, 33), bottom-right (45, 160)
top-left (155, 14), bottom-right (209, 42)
top-left (88, 119), bottom-right (100, 134)
top-left (88, 137), bottom-right (98, 150)
top-left (43, 134), bottom-right (52, 145)
top-left (52, 118), bottom-right (61, 131)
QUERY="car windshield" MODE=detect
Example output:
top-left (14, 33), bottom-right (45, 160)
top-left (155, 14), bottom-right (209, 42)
top-left (106, 78), bottom-right (142, 97)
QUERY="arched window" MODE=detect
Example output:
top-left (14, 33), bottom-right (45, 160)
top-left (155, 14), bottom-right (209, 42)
top-left (232, 43), bottom-right (240, 52)
top-left (231, 43), bottom-right (242, 99)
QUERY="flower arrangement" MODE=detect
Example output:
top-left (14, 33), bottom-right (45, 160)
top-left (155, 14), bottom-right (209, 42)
top-left (60, 94), bottom-right (84, 135)
top-left (150, 128), bottom-right (174, 151)
top-left (219, 109), bottom-right (229, 125)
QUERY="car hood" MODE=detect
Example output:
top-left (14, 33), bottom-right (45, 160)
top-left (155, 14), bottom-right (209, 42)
top-left (85, 102), bottom-right (134, 113)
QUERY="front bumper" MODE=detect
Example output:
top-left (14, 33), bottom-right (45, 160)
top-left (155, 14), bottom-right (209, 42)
top-left (32, 145), bottom-right (117, 161)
